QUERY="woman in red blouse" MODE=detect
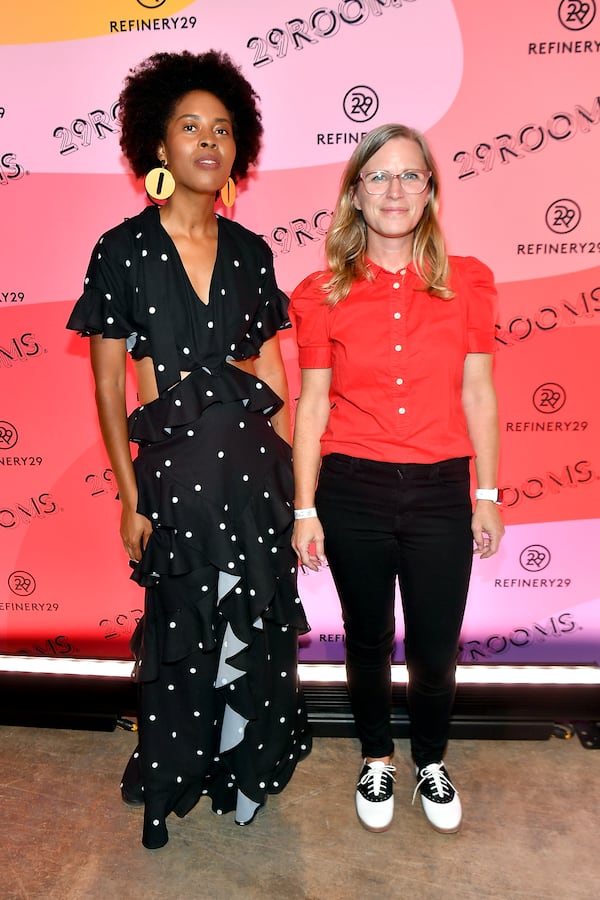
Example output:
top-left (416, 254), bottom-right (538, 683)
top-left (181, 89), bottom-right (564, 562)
top-left (290, 124), bottom-right (504, 835)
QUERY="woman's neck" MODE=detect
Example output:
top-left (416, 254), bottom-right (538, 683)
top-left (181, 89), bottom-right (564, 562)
top-left (159, 191), bottom-right (218, 239)
top-left (365, 237), bottom-right (413, 274)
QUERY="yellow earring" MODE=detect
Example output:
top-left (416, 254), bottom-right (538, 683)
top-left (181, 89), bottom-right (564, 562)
top-left (220, 176), bottom-right (236, 208)
top-left (145, 161), bottom-right (175, 203)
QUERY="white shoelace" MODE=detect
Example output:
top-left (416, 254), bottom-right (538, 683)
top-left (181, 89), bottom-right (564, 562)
top-left (359, 761), bottom-right (396, 797)
top-left (412, 762), bottom-right (453, 805)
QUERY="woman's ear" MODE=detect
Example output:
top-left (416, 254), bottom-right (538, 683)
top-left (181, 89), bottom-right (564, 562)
top-left (351, 187), bottom-right (361, 212)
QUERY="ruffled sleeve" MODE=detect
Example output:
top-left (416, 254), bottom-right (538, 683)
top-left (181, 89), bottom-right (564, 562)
top-left (454, 256), bottom-right (498, 354)
top-left (289, 271), bottom-right (333, 368)
top-left (236, 242), bottom-right (291, 359)
top-left (66, 230), bottom-right (136, 343)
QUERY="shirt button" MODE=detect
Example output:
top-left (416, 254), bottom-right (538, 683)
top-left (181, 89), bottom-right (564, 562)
top-left (394, 312), bottom-right (401, 319)
top-left (392, 282), bottom-right (400, 289)
top-left (394, 344), bottom-right (402, 352)
top-left (398, 407), bottom-right (406, 415)
top-left (396, 378), bottom-right (403, 385)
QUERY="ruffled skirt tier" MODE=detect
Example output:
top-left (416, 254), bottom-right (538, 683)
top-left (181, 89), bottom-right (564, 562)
top-left (121, 365), bottom-right (311, 849)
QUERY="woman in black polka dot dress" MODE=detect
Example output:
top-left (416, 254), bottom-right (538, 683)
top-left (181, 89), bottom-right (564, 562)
top-left (67, 50), bottom-right (311, 850)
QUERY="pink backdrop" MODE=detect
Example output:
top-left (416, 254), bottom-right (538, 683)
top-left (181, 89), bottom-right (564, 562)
top-left (1, 0), bottom-right (599, 665)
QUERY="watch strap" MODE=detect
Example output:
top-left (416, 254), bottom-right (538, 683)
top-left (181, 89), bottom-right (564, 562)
top-left (475, 488), bottom-right (503, 504)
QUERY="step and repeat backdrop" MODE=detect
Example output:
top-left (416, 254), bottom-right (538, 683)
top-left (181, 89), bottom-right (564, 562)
top-left (1, 0), bottom-right (599, 665)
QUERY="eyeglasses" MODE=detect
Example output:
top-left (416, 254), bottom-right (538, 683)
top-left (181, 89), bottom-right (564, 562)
top-left (358, 169), bottom-right (432, 195)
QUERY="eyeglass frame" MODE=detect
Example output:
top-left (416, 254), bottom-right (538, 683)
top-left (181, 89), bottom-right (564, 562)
top-left (357, 169), bottom-right (432, 195)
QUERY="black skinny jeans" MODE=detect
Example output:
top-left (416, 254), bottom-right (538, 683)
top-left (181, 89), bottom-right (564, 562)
top-left (315, 453), bottom-right (473, 767)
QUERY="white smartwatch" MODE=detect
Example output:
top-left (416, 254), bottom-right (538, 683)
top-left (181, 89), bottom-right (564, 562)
top-left (475, 488), bottom-right (503, 504)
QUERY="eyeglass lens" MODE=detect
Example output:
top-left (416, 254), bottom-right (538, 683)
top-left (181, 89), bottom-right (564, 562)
top-left (361, 170), bottom-right (430, 194)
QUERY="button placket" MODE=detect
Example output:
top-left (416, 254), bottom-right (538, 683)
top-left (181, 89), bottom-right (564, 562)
top-left (390, 272), bottom-right (407, 428)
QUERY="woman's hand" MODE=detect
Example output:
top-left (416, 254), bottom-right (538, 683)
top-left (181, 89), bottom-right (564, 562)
top-left (292, 517), bottom-right (327, 572)
top-left (120, 507), bottom-right (153, 563)
top-left (472, 501), bottom-right (504, 559)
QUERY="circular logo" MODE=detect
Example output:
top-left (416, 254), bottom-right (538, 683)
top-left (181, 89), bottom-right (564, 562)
top-left (545, 198), bottom-right (581, 234)
top-left (0, 420), bottom-right (18, 449)
top-left (343, 86), bottom-right (379, 123)
top-left (532, 383), bottom-right (566, 414)
top-left (519, 545), bottom-right (551, 572)
top-left (8, 570), bottom-right (36, 595)
top-left (558, 0), bottom-right (596, 30)
top-left (137, 0), bottom-right (167, 9)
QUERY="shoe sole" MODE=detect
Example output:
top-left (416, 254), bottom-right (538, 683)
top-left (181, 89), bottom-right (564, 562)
top-left (121, 793), bottom-right (144, 808)
top-left (424, 817), bottom-right (461, 834)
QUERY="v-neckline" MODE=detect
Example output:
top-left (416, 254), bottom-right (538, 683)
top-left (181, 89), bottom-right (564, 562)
top-left (157, 210), bottom-right (219, 307)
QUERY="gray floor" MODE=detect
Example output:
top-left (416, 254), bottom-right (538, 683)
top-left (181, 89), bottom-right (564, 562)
top-left (1, 724), bottom-right (598, 900)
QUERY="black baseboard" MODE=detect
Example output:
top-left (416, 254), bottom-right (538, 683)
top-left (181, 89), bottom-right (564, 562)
top-left (1, 672), bottom-right (598, 742)
top-left (302, 682), bottom-right (600, 742)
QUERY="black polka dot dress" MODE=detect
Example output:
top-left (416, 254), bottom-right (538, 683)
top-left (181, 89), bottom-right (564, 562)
top-left (67, 206), bottom-right (311, 849)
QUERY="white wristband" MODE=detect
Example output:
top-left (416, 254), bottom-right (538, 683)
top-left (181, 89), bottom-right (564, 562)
top-left (294, 507), bottom-right (318, 519)
top-left (475, 488), bottom-right (503, 504)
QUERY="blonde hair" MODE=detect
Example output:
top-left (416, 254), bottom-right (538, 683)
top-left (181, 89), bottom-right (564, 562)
top-left (324, 124), bottom-right (454, 305)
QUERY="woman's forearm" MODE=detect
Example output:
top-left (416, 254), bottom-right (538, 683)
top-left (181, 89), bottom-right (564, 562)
top-left (94, 384), bottom-right (138, 509)
top-left (90, 335), bottom-right (137, 509)
top-left (292, 378), bottom-right (331, 508)
top-left (462, 354), bottom-right (500, 489)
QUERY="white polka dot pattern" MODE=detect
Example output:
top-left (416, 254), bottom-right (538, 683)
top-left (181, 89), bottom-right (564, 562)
top-left (73, 206), bottom-right (309, 849)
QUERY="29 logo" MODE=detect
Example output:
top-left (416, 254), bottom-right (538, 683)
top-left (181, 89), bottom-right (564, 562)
top-left (558, 0), bottom-right (596, 30)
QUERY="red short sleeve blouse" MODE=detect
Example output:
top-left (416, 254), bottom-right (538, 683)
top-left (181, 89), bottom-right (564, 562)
top-left (289, 256), bottom-right (498, 464)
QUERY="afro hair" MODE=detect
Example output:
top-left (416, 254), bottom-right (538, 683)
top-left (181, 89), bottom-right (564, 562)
top-left (118, 49), bottom-right (263, 183)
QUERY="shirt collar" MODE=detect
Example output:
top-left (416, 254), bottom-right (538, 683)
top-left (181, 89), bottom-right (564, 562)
top-left (365, 256), bottom-right (416, 278)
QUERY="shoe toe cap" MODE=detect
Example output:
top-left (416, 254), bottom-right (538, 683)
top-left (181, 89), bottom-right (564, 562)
top-left (356, 792), bottom-right (394, 832)
top-left (420, 794), bottom-right (462, 833)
